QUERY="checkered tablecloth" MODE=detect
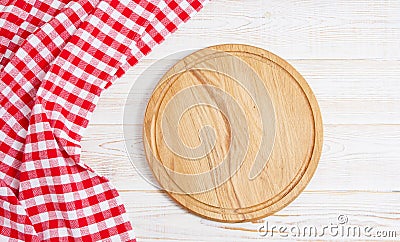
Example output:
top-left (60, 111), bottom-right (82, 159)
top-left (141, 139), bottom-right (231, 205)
top-left (0, 0), bottom-right (208, 240)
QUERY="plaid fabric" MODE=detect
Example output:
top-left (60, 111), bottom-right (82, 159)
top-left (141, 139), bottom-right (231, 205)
top-left (0, 0), bottom-right (69, 70)
top-left (0, 0), bottom-right (208, 240)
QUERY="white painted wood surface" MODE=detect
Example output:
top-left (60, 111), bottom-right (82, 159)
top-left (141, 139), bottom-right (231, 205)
top-left (81, 1), bottom-right (400, 241)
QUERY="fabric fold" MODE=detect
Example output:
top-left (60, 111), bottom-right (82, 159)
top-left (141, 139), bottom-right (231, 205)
top-left (0, 0), bottom-right (208, 240)
top-left (0, 0), bottom-right (101, 194)
top-left (0, 0), bottom-right (70, 69)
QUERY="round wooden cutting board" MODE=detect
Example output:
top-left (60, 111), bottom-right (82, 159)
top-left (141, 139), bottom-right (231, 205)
top-left (143, 44), bottom-right (323, 222)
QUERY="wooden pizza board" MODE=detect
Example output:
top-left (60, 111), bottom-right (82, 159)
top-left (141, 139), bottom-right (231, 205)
top-left (143, 44), bottom-right (323, 222)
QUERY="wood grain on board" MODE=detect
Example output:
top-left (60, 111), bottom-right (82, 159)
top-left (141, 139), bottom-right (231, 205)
top-left (142, 44), bottom-right (323, 222)
top-left (81, 0), bottom-right (400, 241)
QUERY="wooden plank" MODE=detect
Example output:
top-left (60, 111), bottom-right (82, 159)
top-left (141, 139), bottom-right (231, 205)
top-left (118, 190), bottom-right (400, 241)
top-left (141, 0), bottom-right (400, 60)
top-left (92, 97), bottom-right (400, 125)
top-left (103, 59), bottom-right (400, 99)
top-left (92, 59), bottom-right (400, 125)
top-left (81, 124), bottom-right (400, 192)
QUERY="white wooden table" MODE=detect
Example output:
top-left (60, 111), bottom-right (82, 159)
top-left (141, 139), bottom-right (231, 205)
top-left (82, 1), bottom-right (400, 241)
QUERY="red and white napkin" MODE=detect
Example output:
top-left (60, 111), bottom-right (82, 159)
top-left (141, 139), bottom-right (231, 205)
top-left (0, 0), bottom-right (208, 240)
